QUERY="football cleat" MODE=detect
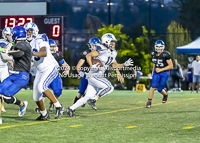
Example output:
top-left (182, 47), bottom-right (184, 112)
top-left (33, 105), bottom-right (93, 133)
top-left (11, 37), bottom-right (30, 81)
top-left (66, 107), bottom-right (75, 117)
top-left (81, 104), bottom-right (86, 108)
top-left (35, 108), bottom-right (40, 114)
top-left (35, 112), bottom-right (50, 121)
top-left (87, 99), bottom-right (97, 111)
top-left (18, 100), bottom-right (28, 117)
top-left (162, 94), bottom-right (168, 103)
top-left (146, 102), bottom-right (151, 108)
top-left (49, 101), bottom-right (54, 111)
top-left (55, 106), bottom-right (65, 119)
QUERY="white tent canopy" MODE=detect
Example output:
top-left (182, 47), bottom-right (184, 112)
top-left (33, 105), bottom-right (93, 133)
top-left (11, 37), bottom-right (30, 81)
top-left (176, 37), bottom-right (200, 55)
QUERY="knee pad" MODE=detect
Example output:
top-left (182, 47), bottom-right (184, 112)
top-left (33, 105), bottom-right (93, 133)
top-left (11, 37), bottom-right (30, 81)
top-left (3, 96), bottom-right (14, 104)
top-left (54, 89), bottom-right (62, 96)
top-left (38, 83), bottom-right (45, 94)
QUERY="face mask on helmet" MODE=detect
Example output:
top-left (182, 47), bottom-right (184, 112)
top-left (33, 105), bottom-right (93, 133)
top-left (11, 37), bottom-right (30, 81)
top-left (101, 33), bottom-right (117, 50)
top-left (50, 46), bottom-right (57, 53)
top-left (155, 40), bottom-right (165, 52)
top-left (2, 27), bottom-right (13, 43)
top-left (24, 23), bottom-right (39, 41)
top-left (155, 44), bottom-right (165, 52)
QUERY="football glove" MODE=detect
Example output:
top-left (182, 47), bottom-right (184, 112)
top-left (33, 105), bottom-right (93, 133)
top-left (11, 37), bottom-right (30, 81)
top-left (124, 58), bottom-right (133, 66)
top-left (0, 47), bottom-right (5, 53)
top-left (79, 71), bottom-right (85, 77)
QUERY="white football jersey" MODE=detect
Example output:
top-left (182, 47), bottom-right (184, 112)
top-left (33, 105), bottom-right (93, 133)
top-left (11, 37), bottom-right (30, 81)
top-left (30, 34), bottom-right (58, 72)
top-left (90, 44), bottom-right (117, 75)
top-left (0, 39), bottom-right (12, 68)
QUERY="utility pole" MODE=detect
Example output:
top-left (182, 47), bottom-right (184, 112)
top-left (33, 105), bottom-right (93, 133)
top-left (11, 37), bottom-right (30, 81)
top-left (108, 0), bottom-right (111, 25)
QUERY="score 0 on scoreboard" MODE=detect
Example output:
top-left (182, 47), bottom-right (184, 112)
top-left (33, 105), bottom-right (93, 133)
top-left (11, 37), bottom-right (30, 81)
top-left (0, 16), bottom-right (64, 52)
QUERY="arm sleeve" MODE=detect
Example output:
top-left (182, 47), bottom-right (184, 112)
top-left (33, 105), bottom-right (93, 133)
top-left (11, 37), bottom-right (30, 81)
top-left (57, 52), bottom-right (65, 64)
top-left (39, 41), bottom-right (48, 48)
top-left (8, 51), bottom-right (24, 58)
top-left (79, 51), bottom-right (88, 60)
top-left (96, 46), bottom-right (107, 54)
top-left (165, 52), bottom-right (171, 60)
top-left (191, 62), bottom-right (194, 68)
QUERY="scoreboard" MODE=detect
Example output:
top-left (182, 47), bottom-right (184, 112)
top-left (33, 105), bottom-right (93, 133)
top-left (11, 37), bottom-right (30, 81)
top-left (0, 16), bottom-right (64, 52)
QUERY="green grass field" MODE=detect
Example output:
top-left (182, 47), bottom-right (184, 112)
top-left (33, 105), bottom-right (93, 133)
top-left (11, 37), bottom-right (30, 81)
top-left (0, 90), bottom-right (200, 143)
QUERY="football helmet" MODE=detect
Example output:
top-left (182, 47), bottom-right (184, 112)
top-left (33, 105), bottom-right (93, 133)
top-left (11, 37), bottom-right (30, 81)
top-left (12, 26), bottom-right (26, 41)
top-left (24, 22), bottom-right (39, 41)
top-left (155, 40), bottom-right (165, 52)
top-left (88, 37), bottom-right (101, 51)
top-left (101, 33), bottom-right (117, 50)
top-left (49, 39), bottom-right (57, 53)
top-left (2, 27), bottom-right (13, 42)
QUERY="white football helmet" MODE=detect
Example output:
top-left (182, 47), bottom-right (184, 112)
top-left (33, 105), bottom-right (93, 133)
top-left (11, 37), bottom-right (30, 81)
top-left (101, 33), bottom-right (117, 50)
top-left (2, 27), bottom-right (13, 42)
top-left (24, 22), bottom-right (39, 41)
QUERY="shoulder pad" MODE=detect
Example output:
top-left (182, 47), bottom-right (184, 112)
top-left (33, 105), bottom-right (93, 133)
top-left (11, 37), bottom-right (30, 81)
top-left (36, 34), bottom-right (48, 42)
top-left (41, 34), bottom-right (48, 42)
top-left (151, 51), bottom-right (155, 56)
top-left (83, 51), bottom-right (88, 56)
top-left (0, 39), bottom-right (8, 48)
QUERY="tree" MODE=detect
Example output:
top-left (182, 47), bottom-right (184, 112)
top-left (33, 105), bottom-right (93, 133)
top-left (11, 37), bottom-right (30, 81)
top-left (166, 21), bottom-right (191, 64)
top-left (174, 0), bottom-right (200, 39)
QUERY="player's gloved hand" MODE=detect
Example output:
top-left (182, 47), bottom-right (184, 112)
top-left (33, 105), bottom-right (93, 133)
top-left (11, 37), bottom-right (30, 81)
top-left (91, 63), bottom-right (100, 71)
top-left (0, 47), bottom-right (5, 53)
top-left (79, 71), bottom-right (85, 77)
top-left (124, 58), bottom-right (133, 66)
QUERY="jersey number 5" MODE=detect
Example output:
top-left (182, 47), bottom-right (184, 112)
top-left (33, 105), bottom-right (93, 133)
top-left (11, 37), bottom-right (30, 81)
top-left (156, 59), bottom-right (164, 67)
top-left (105, 56), bottom-right (113, 65)
top-left (33, 49), bottom-right (40, 61)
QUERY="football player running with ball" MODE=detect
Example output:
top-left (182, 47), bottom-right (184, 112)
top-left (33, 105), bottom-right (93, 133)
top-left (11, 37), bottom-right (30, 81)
top-left (146, 40), bottom-right (173, 108)
top-left (66, 33), bottom-right (133, 117)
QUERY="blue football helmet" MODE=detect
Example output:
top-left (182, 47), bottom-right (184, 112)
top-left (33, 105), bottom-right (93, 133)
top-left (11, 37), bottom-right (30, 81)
top-left (12, 26), bottom-right (26, 41)
top-left (88, 37), bottom-right (101, 51)
top-left (49, 39), bottom-right (57, 53)
top-left (155, 40), bottom-right (165, 52)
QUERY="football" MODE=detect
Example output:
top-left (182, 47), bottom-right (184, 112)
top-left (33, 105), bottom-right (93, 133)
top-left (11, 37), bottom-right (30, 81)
top-left (92, 59), bottom-right (103, 67)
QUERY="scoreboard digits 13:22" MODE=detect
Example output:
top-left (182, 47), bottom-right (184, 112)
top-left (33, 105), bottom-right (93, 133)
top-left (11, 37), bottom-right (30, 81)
top-left (0, 16), bottom-right (64, 52)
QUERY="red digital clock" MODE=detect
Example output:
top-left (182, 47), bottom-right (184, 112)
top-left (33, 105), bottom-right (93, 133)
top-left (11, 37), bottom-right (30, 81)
top-left (0, 16), bottom-right (64, 52)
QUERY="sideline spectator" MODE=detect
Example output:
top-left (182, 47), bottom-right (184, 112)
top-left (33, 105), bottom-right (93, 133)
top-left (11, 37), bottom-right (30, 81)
top-left (187, 56), bottom-right (194, 90)
top-left (171, 59), bottom-right (183, 92)
top-left (191, 55), bottom-right (200, 93)
top-left (181, 65), bottom-right (187, 79)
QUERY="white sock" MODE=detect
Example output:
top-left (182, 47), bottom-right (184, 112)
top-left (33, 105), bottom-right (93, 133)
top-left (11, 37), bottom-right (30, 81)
top-left (91, 95), bottom-right (98, 101)
top-left (70, 96), bottom-right (89, 110)
top-left (53, 101), bottom-right (61, 108)
top-left (40, 109), bottom-right (47, 116)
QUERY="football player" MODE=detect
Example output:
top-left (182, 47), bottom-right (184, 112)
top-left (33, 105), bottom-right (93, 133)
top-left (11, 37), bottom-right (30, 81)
top-left (0, 26), bottom-right (31, 121)
top-left (24, 23), bottom-right (64, 120)
top-left (35, 39), bottom-right (69, 113)
top-left (146, 40), bottom-right (173, 108)
top-left (66, 33), bottom-right (133, 117)
top-left (0, 27), bottom-right (14, 112)
top-left (73, 37), bottom-right (101, 109)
